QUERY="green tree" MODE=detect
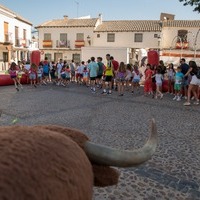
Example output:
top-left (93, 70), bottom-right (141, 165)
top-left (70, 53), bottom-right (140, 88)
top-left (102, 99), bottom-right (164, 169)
top-left (179, 0), bottom-right (200, 12)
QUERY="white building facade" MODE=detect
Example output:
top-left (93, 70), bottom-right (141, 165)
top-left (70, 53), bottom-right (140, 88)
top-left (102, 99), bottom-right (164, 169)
top-left (0, 4), bottom-right (32, 71)
top-left (36, 14), bottom-right (200, 65)
top-left (36, 15), bottom-right (101, 63)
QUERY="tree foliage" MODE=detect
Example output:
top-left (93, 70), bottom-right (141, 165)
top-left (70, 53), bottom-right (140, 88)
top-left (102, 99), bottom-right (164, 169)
top-left (179, 0), bottom-right (200, 12)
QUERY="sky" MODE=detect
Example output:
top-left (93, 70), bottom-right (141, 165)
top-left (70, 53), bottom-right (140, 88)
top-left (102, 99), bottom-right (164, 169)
top-left (0, 0), bottom-right (199, 27)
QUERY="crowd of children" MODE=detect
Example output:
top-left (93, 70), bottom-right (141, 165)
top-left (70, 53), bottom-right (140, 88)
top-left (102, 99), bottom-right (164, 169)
top-left (7, 56), bottom-right (200, 106)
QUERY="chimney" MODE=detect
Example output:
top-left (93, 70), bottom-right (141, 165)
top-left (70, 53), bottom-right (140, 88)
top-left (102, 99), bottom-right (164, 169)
top-left (98, 13), bottom-right (102, 24)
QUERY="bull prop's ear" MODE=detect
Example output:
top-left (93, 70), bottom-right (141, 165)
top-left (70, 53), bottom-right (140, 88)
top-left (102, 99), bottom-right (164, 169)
top-left (92, 164), bottom-right (119, 187)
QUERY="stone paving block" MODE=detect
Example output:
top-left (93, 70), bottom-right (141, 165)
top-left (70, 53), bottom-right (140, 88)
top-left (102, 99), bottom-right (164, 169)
top-left (1, 84), bottom-right (200, 200)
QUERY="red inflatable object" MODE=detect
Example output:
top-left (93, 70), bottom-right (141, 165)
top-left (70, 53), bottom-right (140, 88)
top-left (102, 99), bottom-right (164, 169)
top-left (148, 50), bottom-right (159, 66)
top-left (0, 74), bottom-right (29, 86)
top-left (30, 50), bottom-right (41, 66)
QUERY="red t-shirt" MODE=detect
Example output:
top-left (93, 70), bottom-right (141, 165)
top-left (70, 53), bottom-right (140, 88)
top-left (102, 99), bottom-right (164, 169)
top-left (112, 60), bottom-right (119, 71)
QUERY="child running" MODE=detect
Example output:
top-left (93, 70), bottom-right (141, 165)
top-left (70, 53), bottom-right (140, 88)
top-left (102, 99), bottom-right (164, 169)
top-left (8, 62), bottom-right (23, 91)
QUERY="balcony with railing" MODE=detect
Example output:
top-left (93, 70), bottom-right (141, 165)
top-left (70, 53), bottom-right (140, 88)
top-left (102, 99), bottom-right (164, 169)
top-left (4, 33), bottom-right (12, 44)
top-left (21, 39), bottom-right (27, 47)
top-left (75, 40), bottom-right (85, 48)
top-left (43, 40), bottom-right (53, 48)
top-left (15, 38), bottom-right (21, 47)
top-left (56, 40), bottom-right (70, 48)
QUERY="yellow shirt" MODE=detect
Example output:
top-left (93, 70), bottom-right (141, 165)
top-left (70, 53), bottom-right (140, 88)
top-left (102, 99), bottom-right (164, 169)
top-left (105, 60), bottom-right (113, 76)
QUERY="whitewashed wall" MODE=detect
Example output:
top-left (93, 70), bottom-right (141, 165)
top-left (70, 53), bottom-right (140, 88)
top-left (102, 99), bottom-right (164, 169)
top-left (93, 32), bottom-right (161, 49)
top-left (38, 27), bottom-right (94, 49)
top-left (161, 27), bottom-right (200, 50)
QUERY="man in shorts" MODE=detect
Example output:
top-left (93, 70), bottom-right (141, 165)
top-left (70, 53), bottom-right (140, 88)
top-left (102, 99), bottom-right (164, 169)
top-left (87, 57), bottom-right (99, 93)
top-left (101, 54), bottom-right (114, 95)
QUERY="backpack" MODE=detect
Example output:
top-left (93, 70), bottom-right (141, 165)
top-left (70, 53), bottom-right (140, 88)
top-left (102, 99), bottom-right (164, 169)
top-left (196, 67), bottom-right (200, 79)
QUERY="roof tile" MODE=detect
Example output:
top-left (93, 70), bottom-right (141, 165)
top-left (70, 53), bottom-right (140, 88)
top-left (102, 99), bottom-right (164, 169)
top-left (36, 18), bottom-right (98, 28)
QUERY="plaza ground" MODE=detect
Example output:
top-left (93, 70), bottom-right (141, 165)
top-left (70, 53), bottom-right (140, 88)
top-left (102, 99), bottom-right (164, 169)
top-left (0, 83), bottom-right (200, 200)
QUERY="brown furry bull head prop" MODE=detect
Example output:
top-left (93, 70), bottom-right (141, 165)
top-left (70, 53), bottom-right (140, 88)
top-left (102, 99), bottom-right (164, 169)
top-left (0, 119), bottom-right (157, 200)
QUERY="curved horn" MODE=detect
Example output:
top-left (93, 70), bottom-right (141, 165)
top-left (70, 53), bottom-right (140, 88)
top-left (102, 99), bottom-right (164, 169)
top-left (84, 119), bottom-right (157, 167)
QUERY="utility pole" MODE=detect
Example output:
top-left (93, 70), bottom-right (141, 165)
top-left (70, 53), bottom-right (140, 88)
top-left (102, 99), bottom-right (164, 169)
top-left (75, 1), bottom-right (79, 18)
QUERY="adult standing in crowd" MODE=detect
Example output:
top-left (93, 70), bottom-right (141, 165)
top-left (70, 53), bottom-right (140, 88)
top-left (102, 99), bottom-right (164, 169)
top-left (96, 57), bottom-right (104, 88)
top-left (102, 54), bottom-right (114, 95)
top-left (70, 60), bottom-right (76, 83)
top-left (56, 58), bottom-right (63, 85)
top-left (180, 58), bottom-right (189, 99)
top-left (88, 57), bottom-right (99, 93)
top-left (183, 61), bottom-right (200, 106)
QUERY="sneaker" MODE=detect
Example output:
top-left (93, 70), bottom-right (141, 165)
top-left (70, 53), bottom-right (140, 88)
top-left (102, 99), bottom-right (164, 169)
top-left (191, 96), bottom-right (195, 100)
top-left (173, 96), bottom-right (177, 100)
top-left (160, 94), bottom-right (163, 99)
top-left (107, 91), bottom-right (112, 95)
top-left (194, 100), bottom-right (199, 105)
top-left (184, 102), bottom-right (191, 106)
top-left (61, 82), bottom-right (66, 87)
top-left (16, 87), bottom-right (19, 91)
top-left (101, 90), bottom-right (106, 94)
top-left (177, 97), bottom-right (181, 101)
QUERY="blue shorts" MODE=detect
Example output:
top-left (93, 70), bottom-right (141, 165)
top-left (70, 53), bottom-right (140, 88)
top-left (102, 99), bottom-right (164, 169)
top-left (29, 73), bottom-right (36, 80)
top-left (132, 79), bottom-right (140, 83)
top-left (43, 72), bottom-right (49, 77)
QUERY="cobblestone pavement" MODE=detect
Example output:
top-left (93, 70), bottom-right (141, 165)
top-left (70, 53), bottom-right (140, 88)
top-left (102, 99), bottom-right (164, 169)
top-left (0, 83), bottom-right (200, 200)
